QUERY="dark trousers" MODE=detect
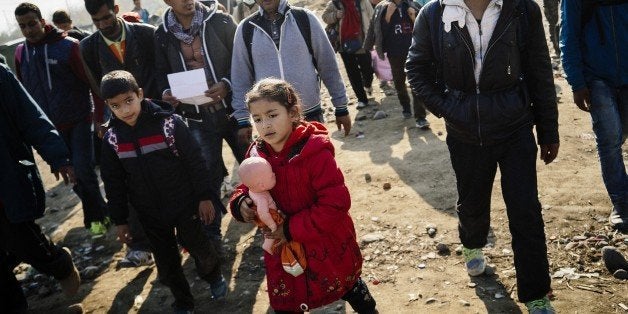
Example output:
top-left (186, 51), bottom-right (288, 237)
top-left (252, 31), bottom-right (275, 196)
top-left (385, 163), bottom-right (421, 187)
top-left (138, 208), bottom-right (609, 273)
top-left (126, 205), bottom-right (151, 252)
top-left (447, 127), bottom-right (551, 303)
top-left (141, 212), bottom-right (222, 311)
top-left (340, 52), bottom-right (374, 103)
top-left (59, 119), bottom-right (108, 228)
top-left (0, 210), bottom-right (74, 312)
top-left (273, 277), bottom-right (376, 314)
top-left (388, 53), bottom-right (427, 119)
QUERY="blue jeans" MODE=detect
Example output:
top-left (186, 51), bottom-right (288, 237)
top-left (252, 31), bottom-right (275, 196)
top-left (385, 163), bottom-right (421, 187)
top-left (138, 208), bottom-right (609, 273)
top-left (59, 119), bottom-right (108, 228)
top-left (186, 108), bottom-right (229, 243)
top-left (588, 80), bottom-right (628, 210)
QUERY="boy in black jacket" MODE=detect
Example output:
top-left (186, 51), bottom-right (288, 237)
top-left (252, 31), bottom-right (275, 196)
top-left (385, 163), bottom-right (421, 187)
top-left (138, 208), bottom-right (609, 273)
top-left (99, 70), bottom-right (227, 312)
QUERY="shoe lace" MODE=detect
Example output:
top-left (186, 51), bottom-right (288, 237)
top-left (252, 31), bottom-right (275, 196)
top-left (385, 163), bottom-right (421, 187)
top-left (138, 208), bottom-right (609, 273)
top-left (526, 297), bottom-right (551, 311)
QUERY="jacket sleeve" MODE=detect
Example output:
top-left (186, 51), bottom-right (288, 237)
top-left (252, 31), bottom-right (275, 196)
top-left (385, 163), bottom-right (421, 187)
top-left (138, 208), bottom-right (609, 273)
top-left (100, 133), bottom-right (130, 225)
top-left (230, 22), bottom-right (254, 128)
top-left (307, 11), bottom-right (348, 115)
top-left (229, 183), bottom-right (249, 222)
top-left (79, 37), bottom-right (104, 98)
top-left (287, 149), bottom-right (351, 244)
top-left (363, 5), bottom-right (378, 51)
top-left (68, 41), bottom-right (91, 86)
top-left (322, 1), bottom-right (340, 25)
top-left (218, 14), bottom-right (238, 87)
top-left (559, 0), bottom-right (585, 91)
top-left (154, 27), bottom-right (173, 97)
top-left (0, 64), bottom-right (71, 171)
top-left (523, 0), bottom-right (559, 145)
top-left (406, 4), bottom-right (449, 118)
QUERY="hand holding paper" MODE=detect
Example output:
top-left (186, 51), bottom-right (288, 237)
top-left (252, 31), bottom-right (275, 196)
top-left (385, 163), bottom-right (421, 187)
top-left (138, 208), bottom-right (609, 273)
top-left (167, 68), bottom-right (214, 105)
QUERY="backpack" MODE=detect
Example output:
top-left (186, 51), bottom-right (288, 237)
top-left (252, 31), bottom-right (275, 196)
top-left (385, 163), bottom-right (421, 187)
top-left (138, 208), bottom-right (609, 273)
top-left (241, 6), bottom-right (317, 77)
top-left (580, 0), bottom-right (628, 44)
top-left (106, 115), bottom-right (180, 157)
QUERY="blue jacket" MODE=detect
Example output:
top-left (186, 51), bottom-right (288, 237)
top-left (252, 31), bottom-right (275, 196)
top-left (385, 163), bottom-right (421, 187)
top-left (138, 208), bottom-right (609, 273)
top-left (0, 63), bottom-right (71, 223)
top-left (560, 1), bottom-right (628, 90)
top-left (15, 25), bottom-right (92, 130)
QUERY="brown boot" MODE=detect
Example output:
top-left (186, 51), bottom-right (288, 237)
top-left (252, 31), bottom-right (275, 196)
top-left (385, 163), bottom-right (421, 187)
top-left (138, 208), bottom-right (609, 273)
top-left (59, 247), bottom-right (81, 296)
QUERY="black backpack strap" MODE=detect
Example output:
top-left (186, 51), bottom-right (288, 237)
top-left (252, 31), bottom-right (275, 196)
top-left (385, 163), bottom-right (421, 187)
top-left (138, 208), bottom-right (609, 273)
top-left (289, 7), bottom-right (318, 70)
top-left (241, 11), bottom-right (260, 78)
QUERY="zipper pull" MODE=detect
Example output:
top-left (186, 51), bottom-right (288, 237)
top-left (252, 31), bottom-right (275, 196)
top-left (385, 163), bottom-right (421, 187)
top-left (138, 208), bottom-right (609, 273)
top-left (507, 65), bottom-right (511, 76)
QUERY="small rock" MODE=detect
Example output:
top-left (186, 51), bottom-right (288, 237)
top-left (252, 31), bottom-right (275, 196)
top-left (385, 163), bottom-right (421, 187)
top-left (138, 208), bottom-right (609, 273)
top-left (371, 279), bottom-right (380, 285)
top-left (81, 266), bottom-right (99, 279)
top-left (426, 226), bottom-right (437, 238)
top-left (502, 249), bottom-right (512, 255)
top-left (573, 235), bottom-right (587, 241)
top-left (408, 293), bottom-right (419, 302)
top-left (355, 131), bottom-right (365, 139)
top-left (371, 216), bottom-right (379, 222)
top-left (542, 205), bottom-right (552, 210)
top-left (459, 299), bottom-right (470, 306)
top-left (355, 115), bottom-right (368, 121)
top-left (455, 245), bottom-right (463, 255)
top-left (372, 110), bottom-right (388, 120)
top-left (437, 131), bottom-right (443, 136)
top-left (618, 303), bottom-right (628, 311)
top-left (564, 242), bottom-right (578, 250)
top-left (436, 243), bottom-right (450, 255)
top-left (467, 282), bottom-right (477, 288)
top-left (383, 182), bottom-right (391, 190)
top-left (361, 233), bottom-right (385, 244)
top-left (425, 298), bottom-right (438, 304)
top-left (133, 295), bottom-right (144, 310)
top-left (495, 292), bottom-right (505, 299)
top-left (417, 263), bottom-right (426, 269)
top-left (364, 173), bottom-right (372, 183)
top-left (426, 252), bottom-right (437, 259)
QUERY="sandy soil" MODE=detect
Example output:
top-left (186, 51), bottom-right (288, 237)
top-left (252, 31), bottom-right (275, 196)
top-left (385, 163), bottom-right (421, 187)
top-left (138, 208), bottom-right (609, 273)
top-left (18, 1), bottom-right (627, 313)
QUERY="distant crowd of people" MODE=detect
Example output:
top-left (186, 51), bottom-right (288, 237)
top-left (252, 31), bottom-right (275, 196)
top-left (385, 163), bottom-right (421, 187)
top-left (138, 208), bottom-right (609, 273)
top-left (0, 0), bottom-right (626, 313)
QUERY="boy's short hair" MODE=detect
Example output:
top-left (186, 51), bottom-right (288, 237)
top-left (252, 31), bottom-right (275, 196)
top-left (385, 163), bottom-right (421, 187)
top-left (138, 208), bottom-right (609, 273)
top-left (101, 70), bottom-right (140, 100)
top-left (84, 0), bottom-right (115, 15)
top-left (52, 10), bottom-right (72, 24)
top-left (15, 2), bottom-right (42, 19)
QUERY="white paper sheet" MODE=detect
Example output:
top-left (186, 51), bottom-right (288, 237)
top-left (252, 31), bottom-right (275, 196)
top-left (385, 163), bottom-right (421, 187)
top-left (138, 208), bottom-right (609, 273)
top-left (167, 68), bottom-right (214, 106)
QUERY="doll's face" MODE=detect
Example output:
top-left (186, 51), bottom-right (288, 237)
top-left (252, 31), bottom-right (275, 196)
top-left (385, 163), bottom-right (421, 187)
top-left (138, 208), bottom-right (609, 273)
top-left (238, 157), bottom-right (276, 192)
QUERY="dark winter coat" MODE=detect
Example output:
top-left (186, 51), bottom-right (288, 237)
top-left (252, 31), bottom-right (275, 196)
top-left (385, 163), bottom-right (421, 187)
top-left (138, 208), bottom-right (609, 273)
top-left (80, 19), bottom-right (159, 100)
top-left (230, 122), bottom-right (362, 312)
top-left (15, 25), bottom-right (92, 130)
top-left (406, 0), bottom-right (558, 146)
top-left (154, 1), bottom-right (236, 112)
top-left (0, 63), bottom-right (71, 223)
top-left (100, 99), bottom-right (224, 225)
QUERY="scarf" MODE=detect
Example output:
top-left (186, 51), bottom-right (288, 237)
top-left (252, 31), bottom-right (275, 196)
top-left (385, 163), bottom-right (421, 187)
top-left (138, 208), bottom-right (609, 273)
top-left (340, 0), bottom-right (361, 42)
top-left (166, 3), bottom-right (206, 45)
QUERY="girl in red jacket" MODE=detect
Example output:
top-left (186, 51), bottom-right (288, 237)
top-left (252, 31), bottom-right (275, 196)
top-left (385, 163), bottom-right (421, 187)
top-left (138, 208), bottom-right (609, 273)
top-left (230, 78), bottom-right (377, 313)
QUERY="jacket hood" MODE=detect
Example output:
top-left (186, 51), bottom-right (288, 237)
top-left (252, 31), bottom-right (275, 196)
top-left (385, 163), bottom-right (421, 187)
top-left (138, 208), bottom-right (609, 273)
top-left (258, 0), bottom-right (289, 16)
top-left (28, 24), bottom-right (65, 46)
top-left (254, 121), bottom-right (334, 162)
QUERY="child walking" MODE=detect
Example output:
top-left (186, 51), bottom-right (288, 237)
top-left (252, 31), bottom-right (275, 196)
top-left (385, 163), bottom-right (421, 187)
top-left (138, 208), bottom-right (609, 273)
top-left (99, 70), bottom-right (227, 313)
top-left (230, 78), bottom-right (377, 313)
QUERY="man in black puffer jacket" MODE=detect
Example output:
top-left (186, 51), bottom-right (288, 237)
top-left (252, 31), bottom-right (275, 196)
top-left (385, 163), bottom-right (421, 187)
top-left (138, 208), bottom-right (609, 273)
top-left (406, 0), bottom-right (559, 312)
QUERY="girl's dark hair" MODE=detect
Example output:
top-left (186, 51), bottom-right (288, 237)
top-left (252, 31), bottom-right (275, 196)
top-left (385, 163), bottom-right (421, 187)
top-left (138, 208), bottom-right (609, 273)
top-left (100, 70), bottom-right (140, 100)
top-left (84, 0), bottom-right (115, 15)
top-left (245, 78), bottom-right (302, 119)
top-left (15, 2), bottom-right (42, 19)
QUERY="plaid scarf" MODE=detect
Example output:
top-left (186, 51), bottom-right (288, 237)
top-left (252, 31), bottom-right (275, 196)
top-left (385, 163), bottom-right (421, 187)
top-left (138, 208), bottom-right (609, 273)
top-left (166, 3), bottom-right (206, 45)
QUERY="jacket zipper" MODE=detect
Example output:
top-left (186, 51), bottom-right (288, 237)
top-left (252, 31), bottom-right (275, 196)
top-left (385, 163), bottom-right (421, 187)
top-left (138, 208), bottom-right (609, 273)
top-left (454, 25), bottom-right (482, 145)
top-left (250, 20), bottom-right (286, 79)
top-left (610, 7), bottom-right (620, 83)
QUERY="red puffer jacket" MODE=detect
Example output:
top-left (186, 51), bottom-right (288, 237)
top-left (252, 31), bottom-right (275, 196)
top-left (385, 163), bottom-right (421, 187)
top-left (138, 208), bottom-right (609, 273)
top-left (230, 121), bottom-right (363, 312)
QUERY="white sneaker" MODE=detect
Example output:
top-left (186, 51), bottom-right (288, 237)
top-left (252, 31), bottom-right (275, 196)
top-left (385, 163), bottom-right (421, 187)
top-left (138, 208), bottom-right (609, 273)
top-left (356, 101), bottom-right (368, 109)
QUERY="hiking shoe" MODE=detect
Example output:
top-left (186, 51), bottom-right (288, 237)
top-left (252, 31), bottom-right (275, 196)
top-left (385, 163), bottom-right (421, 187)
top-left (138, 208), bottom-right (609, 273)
top-left (59, 247), bottom-right (81, 296)
top-left (463, 247), bottom-right (486, 276)
top-left (402, 111), bottom-right (413, 119)
top-left (89, 220), bottom-right (109, 239)
top-left (365, 86), bottom-right (373, 96)
top-left (609, 206), bottom-right (627, 231)
top-left (601, 246), bottom-right (628, 274)
top-left (415, 118), bottom-right (430, 129)
top-left (118, 250), bottom-right (154, 268)
top-left (357, 101), bottom-right (368, 109)
top-left (210, 276), bottom-right (228, 300)
top-left (525, 296), bottom-right (555, 314)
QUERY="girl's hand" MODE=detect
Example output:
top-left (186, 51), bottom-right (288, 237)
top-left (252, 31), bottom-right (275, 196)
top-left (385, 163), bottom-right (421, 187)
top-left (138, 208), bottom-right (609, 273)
top-left (263, 222), bottom-right (287, 246)
top-left (240, 197), bottom-right (257, 223)
top-left (198, 200), bottom-right (216, 224)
